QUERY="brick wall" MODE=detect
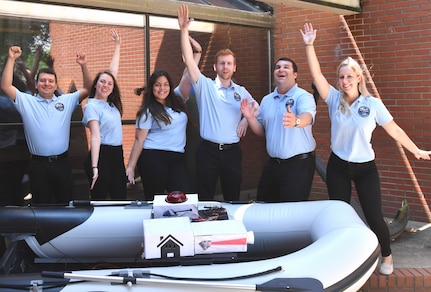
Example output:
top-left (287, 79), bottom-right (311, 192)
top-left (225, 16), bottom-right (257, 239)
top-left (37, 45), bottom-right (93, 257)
top-left (271, 0), bottom-right (431, 222)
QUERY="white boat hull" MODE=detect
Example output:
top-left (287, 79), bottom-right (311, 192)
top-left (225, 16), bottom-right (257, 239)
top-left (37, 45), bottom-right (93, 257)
top-left (0, 200), bottom-right (379, 291)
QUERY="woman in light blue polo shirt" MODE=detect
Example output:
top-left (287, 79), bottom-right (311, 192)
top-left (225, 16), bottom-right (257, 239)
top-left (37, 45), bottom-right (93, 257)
top-left (302, 22), bottom-right (431, 275)
top-left (83, 70), bottom-right (126, 200)
top-left (126, 70), bottom-right (190, 200)
top-left (82, 29), bottom-right (126, 200)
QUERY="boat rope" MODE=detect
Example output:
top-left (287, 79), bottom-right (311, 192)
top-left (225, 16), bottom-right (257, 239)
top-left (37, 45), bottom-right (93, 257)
top-left (111, 265), bottom-right (283, 281)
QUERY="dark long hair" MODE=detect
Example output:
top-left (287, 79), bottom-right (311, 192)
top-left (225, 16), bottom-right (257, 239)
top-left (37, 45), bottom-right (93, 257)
top-left (89, 71), bottom-right (123, 116)
top-left (135, 70), bottom-right (187, 127)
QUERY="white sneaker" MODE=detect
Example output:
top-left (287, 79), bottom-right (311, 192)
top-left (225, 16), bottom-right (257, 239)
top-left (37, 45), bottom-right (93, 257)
top-left (379, 262), bottom-right (394, 275)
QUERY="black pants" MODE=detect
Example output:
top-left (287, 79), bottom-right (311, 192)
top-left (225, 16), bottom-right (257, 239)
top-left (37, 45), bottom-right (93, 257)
top-left (326, 152), bottom-right (391, 257)
top-left (137, 149), bottom-right (190, 201)
top-left (0, 160), bottom-right (28, 206)
top-left (196, 140), bottom-right (242, 201)
top-left (84, 145), bottom-right (127, 200)
top-left (256, 152), bottom-right (315, 202)
top-left (28, 156), bottom-right (72, 204)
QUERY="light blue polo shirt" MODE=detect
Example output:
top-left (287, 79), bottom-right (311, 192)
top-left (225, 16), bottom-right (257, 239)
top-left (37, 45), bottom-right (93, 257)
top-left (82, 98), bottom-right (123, 146)
top-left (137, 107), bottom-right (187, 153)
top-left (192, 74), bottom-right (256, 144)
top-left (326, 86), bottom-right (393, 162)
top-left (257, 84), bottom-right (316, 159)
top-left (13, 89), bottom-right (80, 156)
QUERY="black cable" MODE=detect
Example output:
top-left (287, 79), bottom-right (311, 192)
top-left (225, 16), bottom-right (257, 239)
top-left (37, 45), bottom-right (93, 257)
top-left (113, 265), bottom-right (283, 281)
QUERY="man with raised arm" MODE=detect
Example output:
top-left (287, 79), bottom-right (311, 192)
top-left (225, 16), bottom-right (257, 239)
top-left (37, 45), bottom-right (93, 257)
top-left (177, 5), bottom-right (258, 201)
top-left (1, 46), bottom-right (92, 204)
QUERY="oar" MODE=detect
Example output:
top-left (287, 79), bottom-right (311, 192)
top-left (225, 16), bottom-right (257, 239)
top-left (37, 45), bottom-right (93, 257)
top-left (72, 199), bottom-right (255, 207)
top-left (71, 200), bottom-right (152, 207)
top-left (79, 200), bottom-right (258, 206)
top-left (72, 200), bottom-right (222, 206)
top-left (42, 271), bottom-right (323, 291)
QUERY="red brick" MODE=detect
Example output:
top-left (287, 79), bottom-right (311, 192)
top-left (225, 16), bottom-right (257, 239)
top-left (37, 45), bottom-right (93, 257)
top-left (378, 274), bottom-right (388, 288)
top-left (386, 273), bottom-right (396, 288)
top-left (399, 269), bottom-right (415, 287)
top-left (423, 268), bottom-right (431, 288)
top-left (362, 268), bottom-right (431, 291)
top-left (393, 269), bottom-right (406, 288)
top-left (368, 272), bottom-right (379, 288)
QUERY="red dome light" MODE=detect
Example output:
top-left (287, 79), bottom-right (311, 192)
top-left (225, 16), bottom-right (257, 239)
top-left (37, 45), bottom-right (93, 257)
top-left (165, 191), bottom-right (187, 203)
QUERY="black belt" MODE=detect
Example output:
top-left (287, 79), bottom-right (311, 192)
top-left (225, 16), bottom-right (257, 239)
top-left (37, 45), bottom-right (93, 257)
top-left (202, 139), bottom-right (239, 151)
top-left (31, 151), bottom-right (68, 162)
top-left (271, 151), bottom-right (314, 164)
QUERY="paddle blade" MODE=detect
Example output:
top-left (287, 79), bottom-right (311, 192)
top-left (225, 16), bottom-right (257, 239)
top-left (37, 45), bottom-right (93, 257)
top-left (256, 277), bottom-right (324, 291)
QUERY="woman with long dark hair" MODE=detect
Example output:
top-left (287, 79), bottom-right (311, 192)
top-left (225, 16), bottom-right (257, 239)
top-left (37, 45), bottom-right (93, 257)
top-left (126, 70), bottom-right (190, 200)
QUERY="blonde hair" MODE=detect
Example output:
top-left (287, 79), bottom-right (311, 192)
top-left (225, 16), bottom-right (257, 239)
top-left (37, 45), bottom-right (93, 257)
top-left (337, 57), bottom-right (371, 114)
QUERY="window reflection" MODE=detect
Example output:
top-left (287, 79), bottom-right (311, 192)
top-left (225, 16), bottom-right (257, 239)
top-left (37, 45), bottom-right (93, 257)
top-left (0, 18), bottom-right (48, 205)
top-left (0, 4), bottom-right (269, 204)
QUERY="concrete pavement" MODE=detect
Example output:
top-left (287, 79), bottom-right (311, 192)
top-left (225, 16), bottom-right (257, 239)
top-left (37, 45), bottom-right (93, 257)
top-left (390, 220), bottom-right (431, 269)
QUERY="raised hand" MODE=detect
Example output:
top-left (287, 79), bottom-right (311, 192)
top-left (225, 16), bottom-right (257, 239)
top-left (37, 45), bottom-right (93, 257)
top-left (8, 46), bottom-right (22, 60)
top-left (45, 54), bottom-right (55, 68)
top-left (34, 45), bottom-right (43, 60)
top-left (111, 28), bottom-right (121, 45)
top-left (75, 53), bottom-right (87, 66)
top-left (240, 99), bottom-right (255, 120)
top-left (178, 5), bottom-right (193, 31)
top-left (300, 23), bottom-right (317, 45)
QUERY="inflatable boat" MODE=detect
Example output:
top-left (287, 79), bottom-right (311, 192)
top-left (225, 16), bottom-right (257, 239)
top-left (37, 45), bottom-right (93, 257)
top-left (0, 199), bottom-right (380, 291)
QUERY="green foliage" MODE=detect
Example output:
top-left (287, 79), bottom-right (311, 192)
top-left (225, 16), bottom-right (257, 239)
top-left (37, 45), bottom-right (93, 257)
top-left (0, 17), bottom-right (50, 71)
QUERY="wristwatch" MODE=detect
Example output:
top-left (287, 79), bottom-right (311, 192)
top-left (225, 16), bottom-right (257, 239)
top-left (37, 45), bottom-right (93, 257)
top-left (295, 117), bottom-right (301, 127)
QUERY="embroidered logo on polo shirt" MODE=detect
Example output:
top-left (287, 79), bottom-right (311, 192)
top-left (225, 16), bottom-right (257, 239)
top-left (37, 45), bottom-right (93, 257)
top-left (233, 92), bottom-right (241, 101)
top-left (358, 106), bottom-right (370, 117)
top-left (285, 98), bottom-right (295, 108)
top-left (55, 102), bottom-right (65, 111)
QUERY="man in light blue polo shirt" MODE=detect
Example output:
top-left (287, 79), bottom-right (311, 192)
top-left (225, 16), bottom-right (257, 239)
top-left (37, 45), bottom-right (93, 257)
top-left (241, 57), bottom-right (316, 202)
top-left (1, 46), bottom-right (91, 204)
top-left (178, 5), bottom-right (257, 201)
